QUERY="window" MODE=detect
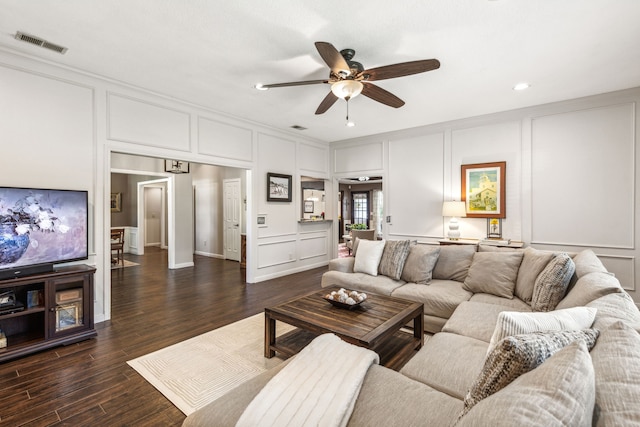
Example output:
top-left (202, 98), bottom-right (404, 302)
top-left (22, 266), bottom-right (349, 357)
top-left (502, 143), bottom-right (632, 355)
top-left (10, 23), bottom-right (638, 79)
top-left (352, 192), bottom-right (369, 227)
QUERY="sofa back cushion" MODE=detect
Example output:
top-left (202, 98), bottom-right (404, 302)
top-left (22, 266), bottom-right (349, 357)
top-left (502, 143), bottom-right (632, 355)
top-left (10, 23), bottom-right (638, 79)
top-left (589, 320), bottom-right (640, 426)
top-left (556, 272), bottom-right (622, 310)
top-left (573, 249), bottom-right (608, 278)
top-left (400, 244), bottom-right (441, 284)
top-left (515, 247), bottom-right (555, 303)
top-left (462, 252), bottom-right (524, 299)
top-left (433, 245), bottom-right (476, 282)
top-left (456, 340), bottom-right (596, 427)
top-left (353, 239), bottom-right (386, 276)
top-left (531, 253), bottom-right (575, 311)
top-left (378, 240), bottom-right (411, 280)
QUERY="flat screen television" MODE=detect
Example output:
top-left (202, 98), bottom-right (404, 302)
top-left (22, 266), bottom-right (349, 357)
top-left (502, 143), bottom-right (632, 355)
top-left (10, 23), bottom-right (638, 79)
top-left (0, 187), bottom-right (88, 280)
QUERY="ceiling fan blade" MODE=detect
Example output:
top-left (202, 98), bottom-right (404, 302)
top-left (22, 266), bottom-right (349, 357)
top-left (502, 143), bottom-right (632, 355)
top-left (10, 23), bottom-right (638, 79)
top-left (315, 92), bottom-right (339, 115)
top-left (315, 42), bottom-right (350, 75)
top-left (359, 59), bottom-right (440, 81)
top-left (361, 83), bottom-right (405, 108)
top-left (259, 79), bottom-right (328, 89)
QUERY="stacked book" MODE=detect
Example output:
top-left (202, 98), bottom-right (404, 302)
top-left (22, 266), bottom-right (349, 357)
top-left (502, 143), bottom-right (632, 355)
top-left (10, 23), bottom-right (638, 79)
top-left (480, 238), bottom-right (511, 246)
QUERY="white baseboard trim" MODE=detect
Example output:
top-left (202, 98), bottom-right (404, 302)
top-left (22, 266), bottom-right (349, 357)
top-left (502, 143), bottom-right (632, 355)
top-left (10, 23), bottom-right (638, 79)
top-left (194, 250), bottom-right (224, 259)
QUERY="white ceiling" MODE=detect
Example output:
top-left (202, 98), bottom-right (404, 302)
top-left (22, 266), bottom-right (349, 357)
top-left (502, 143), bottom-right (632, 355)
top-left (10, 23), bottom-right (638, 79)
top-left (1, 0), bottom-right (639, 143)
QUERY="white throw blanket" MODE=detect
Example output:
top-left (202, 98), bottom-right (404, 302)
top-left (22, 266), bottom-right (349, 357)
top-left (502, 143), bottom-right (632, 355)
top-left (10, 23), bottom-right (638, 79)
top-left (236, 333), bottom-right (379, 427)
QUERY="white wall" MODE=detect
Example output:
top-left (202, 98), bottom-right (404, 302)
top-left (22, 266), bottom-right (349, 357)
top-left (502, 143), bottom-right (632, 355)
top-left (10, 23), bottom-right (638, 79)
top-left (332, 88), bottom-right (640, 306)
top-left (0, 48), bottom-right (331, 323)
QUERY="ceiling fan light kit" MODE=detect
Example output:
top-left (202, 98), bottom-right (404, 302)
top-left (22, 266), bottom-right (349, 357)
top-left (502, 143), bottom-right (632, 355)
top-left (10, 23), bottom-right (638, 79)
top-left (256, 41), bottom-right (440, 119)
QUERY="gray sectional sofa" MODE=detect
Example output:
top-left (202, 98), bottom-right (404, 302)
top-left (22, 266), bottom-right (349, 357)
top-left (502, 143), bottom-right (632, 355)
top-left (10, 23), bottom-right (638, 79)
top-left (183, 243), bottom-right (640, 426)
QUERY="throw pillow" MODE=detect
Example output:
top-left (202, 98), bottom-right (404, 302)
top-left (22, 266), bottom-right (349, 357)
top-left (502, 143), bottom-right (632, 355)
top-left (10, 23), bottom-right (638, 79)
top-left (514, 247), bottom-right (554, 303)
top-left (400, 245), bottom-right (441, 284)
top-left (530, 253), bottom-right (575, 312)
top-left (486, 306), bottom-right (597, 354)
top-left (462, 252), bottom-right (524, 299)
top-left (460, 329), bottom-right (600, 418)
top-left (456, 341), bottom-right (596, 427)
top-left (432, 245), bottom-right (477, 282)
top-left (353, 239), bottom-right (386, 276)
top-left (378, 240), bottom-right (411, 280)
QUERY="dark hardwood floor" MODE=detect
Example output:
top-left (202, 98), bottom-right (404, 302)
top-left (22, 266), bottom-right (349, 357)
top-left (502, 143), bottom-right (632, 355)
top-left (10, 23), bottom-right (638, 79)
top-left (0, 247), bottom-right (324, 426)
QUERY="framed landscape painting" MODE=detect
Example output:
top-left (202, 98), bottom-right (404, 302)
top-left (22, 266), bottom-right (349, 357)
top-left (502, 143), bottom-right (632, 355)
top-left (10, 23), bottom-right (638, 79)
top-left (461, 161), bottom-right (506, 218)
top-left (267, 173), bottom-right (292, 202)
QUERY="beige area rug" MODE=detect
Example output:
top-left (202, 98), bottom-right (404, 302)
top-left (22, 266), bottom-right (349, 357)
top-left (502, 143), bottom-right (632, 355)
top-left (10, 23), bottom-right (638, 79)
top-left (111, 259), bottom-right (139, 269)
top-left (127, 314), bottom-right (294, 416)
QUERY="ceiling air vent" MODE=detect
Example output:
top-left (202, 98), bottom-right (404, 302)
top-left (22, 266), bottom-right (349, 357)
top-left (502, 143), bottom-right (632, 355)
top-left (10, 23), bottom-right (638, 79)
top-left (290, 125), bottom-right (307, 131)
top-left (14, 31), bottom-right (68, 54)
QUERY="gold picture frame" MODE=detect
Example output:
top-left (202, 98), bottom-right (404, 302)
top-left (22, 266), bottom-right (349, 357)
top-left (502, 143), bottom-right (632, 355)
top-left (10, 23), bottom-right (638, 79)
top-left (461, 162), bottom-right (506, 218)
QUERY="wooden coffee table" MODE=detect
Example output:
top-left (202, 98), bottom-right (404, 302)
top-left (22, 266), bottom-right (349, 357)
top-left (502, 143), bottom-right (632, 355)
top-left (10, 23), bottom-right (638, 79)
top-left (264, 286), bottom-right (424, 370)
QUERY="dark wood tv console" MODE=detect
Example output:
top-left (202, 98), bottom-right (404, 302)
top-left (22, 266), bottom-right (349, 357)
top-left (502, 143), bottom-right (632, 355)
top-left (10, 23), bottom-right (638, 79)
top-left (0, 264), bottom-right (96, 362)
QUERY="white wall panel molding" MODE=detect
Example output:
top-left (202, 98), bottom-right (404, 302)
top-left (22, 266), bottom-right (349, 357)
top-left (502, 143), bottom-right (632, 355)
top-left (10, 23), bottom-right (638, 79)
top-left (595, 254), bottom-right (635, 291)
top-left (197, 116), bottom-right (253, 162)
top-left (299, 235), bottom-right (328, 260)
top-left (257, 238), bottom-right (297, 268)
top-left (298, 142), bottom-right (330, 177)
top-left (531, 103), bottom-right (635, 249)
top-left (387, 133), bottom-right (445, 238)
top-left (334, 140), bottom-right (384, 174)
top-left (107, 92), bottom-right (191, 150)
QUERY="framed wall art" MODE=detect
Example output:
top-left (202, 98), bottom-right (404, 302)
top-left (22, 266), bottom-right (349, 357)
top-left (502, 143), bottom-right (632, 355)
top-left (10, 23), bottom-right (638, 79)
top-left (267, 173), bottom-right (292, 202)
top-left (304, 200), bottom-right (314, 213)
top-left (110, 193), bottom-right (122, 213)
top-left (164, 159), bottom-right (190, 174)
top-left (461, 161), bottom-right (506, 218)
top-left (487, 218), bottom-right (502, 239)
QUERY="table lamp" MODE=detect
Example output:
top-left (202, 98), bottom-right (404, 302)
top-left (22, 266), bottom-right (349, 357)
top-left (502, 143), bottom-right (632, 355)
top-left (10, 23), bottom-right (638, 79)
top-left (442, 201), bottom-right (466, 240)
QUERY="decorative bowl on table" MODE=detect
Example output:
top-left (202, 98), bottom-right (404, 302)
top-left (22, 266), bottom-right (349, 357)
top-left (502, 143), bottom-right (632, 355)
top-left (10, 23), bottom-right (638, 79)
top-left (324, 288), bottom-right (367, 310)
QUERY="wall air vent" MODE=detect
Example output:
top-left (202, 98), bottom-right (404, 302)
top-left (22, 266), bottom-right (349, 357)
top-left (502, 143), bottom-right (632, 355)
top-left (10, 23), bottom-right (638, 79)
top-left (290, 125), bottom-right (307, 131)
top-left (14, 31), bottom-right (68, 54)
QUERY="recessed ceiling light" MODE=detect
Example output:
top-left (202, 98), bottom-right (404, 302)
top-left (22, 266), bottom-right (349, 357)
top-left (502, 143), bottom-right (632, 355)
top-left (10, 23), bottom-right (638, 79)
top-left (513, 82), bottom-right (530, 91)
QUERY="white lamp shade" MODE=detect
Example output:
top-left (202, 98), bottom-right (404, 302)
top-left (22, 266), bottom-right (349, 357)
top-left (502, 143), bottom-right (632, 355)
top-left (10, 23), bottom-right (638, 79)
top-left (442, 201), bottom-right (466, 218)
top-left (331, 80), bottom-right (364, 99)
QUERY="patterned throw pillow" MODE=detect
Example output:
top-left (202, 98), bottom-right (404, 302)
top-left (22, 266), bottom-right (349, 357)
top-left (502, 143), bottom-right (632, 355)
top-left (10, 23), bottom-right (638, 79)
top-left (378, 240), bottom-right (411, 280)
top-left (531, 253), bottom-right (575, 311)
top-left (460, 329), bottom-right (600, 419)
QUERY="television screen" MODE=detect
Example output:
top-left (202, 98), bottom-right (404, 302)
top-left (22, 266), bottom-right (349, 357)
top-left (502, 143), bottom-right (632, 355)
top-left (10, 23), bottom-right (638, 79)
top-left (0, 187), bottom-right (88, 274)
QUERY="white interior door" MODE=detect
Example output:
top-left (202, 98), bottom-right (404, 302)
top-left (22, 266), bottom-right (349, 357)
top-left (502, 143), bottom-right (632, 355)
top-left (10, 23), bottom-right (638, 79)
top-left (223, 178), bottom-right (241, 261)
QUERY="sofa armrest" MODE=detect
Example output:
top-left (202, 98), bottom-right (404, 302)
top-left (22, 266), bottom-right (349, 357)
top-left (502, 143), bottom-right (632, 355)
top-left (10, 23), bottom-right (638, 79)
top-left (328, 257), bottom-right (355, 273)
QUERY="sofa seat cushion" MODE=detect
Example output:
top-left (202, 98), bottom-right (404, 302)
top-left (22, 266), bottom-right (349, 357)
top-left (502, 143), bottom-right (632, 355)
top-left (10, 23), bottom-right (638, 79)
top-left (589, 320), bottom-right (640, 426)
top-left (456, 340), bottom-right (596, 427)
top-left (443, 301), bottom-right (529, 343)
top-left (424, 314), bottom-right (448, 334)
top-left (469, 293), bottom-right (532, 311)
top-left (321, 271), bottom-right (405, 296)
top-left (348, 365), bottom-right (462, 427)
top-left (391, 280), bottom-right (472, 319)
top-left (556, 271), bottom-right (622, 310)
top-left (400, 332), bottom-right (488, 400)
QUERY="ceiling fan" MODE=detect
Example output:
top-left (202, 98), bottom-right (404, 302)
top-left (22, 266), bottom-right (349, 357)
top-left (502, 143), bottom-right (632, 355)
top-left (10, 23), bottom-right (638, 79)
top-left (256, 42), bottom-right (440, 115)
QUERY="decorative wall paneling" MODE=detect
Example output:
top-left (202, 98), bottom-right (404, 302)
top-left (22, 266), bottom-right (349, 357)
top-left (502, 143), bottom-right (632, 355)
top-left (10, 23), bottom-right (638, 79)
top-left (107, 93), bottom-right (191, 151)
top-left (334, 141), bottom-right (384, 174)
top-left (198, 117), bottom-right (253, 162)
